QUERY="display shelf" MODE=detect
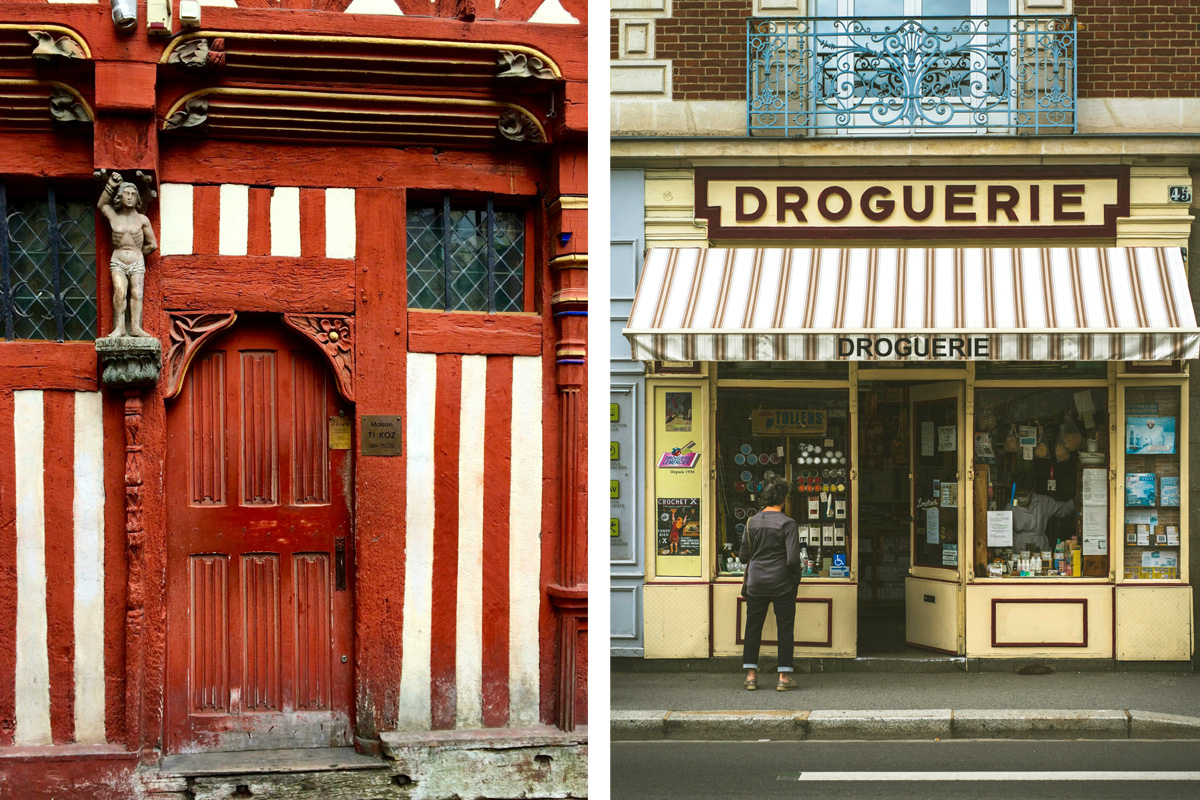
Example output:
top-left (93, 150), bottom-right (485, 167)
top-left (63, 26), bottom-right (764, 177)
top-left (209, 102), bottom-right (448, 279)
top-left (1122, 385), bottom-right (1182, 581)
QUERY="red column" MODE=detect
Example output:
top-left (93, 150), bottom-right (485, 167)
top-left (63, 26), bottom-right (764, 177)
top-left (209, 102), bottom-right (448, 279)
top-left (546, 144), bottom-right (587, 730)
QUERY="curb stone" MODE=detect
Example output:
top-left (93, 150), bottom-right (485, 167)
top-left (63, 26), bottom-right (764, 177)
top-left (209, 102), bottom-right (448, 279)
top-left (610, 709), bottom-right (1200, 741)
top-left (808, 709), bottom-right (952, 740)
top-left (666, 710), bottom-right (807, 741)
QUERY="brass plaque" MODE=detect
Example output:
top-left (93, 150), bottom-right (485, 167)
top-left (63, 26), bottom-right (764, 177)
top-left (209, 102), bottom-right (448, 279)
top-left (361, 415), bottom-right (403, 456)
top-left (329, 416), bottom-right (352, 450)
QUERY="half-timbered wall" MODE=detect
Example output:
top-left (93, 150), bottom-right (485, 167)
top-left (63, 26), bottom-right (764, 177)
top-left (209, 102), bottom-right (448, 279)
top-left (0, 0), bottom-right (586, 793)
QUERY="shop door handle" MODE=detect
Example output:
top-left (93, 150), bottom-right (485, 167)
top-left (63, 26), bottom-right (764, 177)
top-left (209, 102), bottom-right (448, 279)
top-left (335, 537), bottom-right (346, 591)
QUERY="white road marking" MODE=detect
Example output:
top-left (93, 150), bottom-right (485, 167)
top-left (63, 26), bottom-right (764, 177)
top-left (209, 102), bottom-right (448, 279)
top-left (789, 772), bottom-right (1200, 782)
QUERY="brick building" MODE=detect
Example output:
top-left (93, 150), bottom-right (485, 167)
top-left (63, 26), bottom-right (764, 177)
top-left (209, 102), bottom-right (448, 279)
top-left (611, 0), bottom-right (1200, 668)
top-left (0, 1), bottom-right (587, 797)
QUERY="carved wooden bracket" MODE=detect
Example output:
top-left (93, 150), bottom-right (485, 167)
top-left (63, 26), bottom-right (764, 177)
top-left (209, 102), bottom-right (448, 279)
top-left (498, 109), bottom-right (544, 143)
top-left (163, 311), bottom-right (237, 400)
top-left (30, 31), bottom-right (85, 62)
top-left (166, 37), bottom-right (225, 70)
top-left (283, 314), bottom-right (355, 402)
top-left (497, 50), bottom-right (555, 80)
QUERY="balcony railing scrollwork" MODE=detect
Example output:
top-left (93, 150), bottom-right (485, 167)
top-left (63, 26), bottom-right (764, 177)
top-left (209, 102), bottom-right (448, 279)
top-left (748, 16), bottom-right (1076, 136)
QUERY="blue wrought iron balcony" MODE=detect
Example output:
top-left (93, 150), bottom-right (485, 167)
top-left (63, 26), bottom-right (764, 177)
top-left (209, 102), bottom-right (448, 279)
top-left (748, 16), bottom-right (1076, 136)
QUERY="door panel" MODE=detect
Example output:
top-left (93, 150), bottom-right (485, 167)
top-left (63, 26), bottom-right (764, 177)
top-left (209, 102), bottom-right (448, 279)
top-left (907, 382), bottom-right (965, 654)
top-left (167, 322), bottom-right (353, 753)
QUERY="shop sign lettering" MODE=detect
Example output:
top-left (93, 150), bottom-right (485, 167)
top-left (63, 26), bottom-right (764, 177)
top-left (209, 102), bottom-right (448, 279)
top-left (836, 335), bottom-right (990, 360)
top-left (751, 408), bottom-right (827, 436)
top-left (695, 167), bottom-right (1128, 240)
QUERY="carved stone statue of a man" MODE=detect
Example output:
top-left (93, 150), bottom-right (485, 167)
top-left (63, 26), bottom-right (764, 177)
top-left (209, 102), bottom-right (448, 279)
top-left (98, 172), bottom-right (157, 338)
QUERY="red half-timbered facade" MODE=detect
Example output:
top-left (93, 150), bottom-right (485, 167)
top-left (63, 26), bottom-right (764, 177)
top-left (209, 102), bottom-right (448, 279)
top-left (0, 1), bottom-right (586, 796)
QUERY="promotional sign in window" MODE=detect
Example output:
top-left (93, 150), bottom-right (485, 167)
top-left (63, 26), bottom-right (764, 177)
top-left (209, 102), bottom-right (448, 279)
top-left (657, 498), bottom-right (700, 557)
top-left (654, 386), bottom-right (703, 577)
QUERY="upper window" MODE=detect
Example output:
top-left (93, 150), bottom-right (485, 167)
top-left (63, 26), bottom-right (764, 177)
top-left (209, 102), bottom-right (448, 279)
top-left (406, 197), bottom-right (526, 313)
top-left (0, 183), bottom-right (97, 342)
top-left (748, 0), bottom-right (1076, 136)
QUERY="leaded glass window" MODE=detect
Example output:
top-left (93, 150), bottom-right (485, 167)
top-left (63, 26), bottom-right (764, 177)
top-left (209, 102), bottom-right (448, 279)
top-left (1, 183), bottom-right (97, 341)
top-left (406, 198), bottom-right (525, 313)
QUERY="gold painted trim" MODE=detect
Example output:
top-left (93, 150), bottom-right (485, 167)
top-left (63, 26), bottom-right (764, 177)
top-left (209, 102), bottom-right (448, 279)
top-left (0, 79), bottom-right (93, 121)
top-left (160, 31), bottom-right (563, 79)
top-left (205, 123), bottom-right (495, 141)
top-left (549, 195), bottom-right (588, 212)
top-left (226, 63), bottom-right (485, 80)
top-left (210, 112), bottom-right (497, 130)
top-left (550, 254), bottom-right (588, 270)
top-left (163, 87), bottom-right (547, 142)
top-left (0, 24), bottom-right (91, 59)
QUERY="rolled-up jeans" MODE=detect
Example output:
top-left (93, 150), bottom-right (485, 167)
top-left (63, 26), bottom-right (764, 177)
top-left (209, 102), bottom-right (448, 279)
top-left (741, 589), bottom-right (796, 673)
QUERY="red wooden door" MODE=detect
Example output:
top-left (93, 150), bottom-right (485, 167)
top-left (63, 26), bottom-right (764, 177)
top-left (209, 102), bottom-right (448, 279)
top-left (166, 322), bottom-right (353, 753)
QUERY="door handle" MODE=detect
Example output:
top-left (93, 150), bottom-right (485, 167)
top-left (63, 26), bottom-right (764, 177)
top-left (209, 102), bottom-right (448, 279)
top-left (335, 537), bottom-right (346, 591)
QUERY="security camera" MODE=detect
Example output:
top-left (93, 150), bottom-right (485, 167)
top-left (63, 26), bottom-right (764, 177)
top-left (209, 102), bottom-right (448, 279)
top-left (110, 0), bottom-right (137, 31)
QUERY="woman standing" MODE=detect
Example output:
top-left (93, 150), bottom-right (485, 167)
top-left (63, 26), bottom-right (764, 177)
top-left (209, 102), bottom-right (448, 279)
top-left (740, 475), bottom-right (803, 691)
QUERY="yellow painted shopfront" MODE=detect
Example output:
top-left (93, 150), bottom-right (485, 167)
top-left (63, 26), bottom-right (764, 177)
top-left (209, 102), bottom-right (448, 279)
top-left (626, 161), bottom-right (1197, 664)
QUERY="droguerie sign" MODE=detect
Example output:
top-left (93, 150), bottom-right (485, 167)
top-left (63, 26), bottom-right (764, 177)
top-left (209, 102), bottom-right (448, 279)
top-left (837, 336), bottom-right (990, 360)
top-left (695, 167), bottom-right (1129, 240)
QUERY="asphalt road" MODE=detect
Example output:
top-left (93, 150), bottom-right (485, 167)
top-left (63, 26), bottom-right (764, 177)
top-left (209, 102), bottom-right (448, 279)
top-left (611, 740), bottom-right (1200, 799)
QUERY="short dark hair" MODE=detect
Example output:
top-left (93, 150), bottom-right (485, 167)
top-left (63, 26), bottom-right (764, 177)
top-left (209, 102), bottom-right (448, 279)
top-left (760, 475), bottom-right (791, 507)
top-left (1015, 473), bottom-right (1033, 495)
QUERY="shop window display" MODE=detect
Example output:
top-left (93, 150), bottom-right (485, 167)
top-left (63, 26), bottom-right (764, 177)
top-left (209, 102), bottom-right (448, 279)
top-left (857, 384), bottom-right (911, 603)
top-left (1122, 385), bottom-right (1182, 580)
top-left (972, 387), bottom-right (1109, 578)
top-left (716, 388), bottom-right (851, 578)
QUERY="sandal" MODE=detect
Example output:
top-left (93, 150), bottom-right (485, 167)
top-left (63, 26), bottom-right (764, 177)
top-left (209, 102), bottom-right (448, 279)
top-left (777, 677), bottom-right (798, 692)
top-left (743, 678), bottom-right (757, 691)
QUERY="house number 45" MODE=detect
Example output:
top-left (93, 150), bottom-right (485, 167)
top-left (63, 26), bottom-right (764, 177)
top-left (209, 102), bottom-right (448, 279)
top-left (1168, 185), bottom-right (1192, 203)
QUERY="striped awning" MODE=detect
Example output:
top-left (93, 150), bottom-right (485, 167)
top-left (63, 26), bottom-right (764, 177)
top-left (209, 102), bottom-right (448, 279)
top-left (624, 247), bottom-right (1200, 362)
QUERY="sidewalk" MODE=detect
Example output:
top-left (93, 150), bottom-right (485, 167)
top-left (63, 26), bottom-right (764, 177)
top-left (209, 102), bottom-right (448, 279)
top-left (611, 658), bottom-right (1200, 741)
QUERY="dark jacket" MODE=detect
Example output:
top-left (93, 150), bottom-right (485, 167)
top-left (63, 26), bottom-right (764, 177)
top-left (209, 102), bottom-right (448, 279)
top-left (739, 509), bottom-right (802, 597)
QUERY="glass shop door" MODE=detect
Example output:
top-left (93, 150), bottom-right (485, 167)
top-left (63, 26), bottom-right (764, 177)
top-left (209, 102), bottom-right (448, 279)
top-left (906, 382), bottom-right (965, 655)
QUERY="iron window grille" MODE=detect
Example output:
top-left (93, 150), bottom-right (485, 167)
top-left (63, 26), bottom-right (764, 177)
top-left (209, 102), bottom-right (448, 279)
top-left (0, 182), bottom-right (97, 342)
top-left (747, 12), bottom-right (1076, 136)
top-left (406, 197), bottom-right (526, 313)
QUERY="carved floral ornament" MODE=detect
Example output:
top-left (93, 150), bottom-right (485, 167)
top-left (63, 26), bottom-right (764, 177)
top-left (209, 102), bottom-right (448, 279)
top-left (283, 314), bottom-right (355, 402)
top-left (29, 31), bottom-right (85, 62)
top-left (497, 50), bottom-right (555, 80)
top-left (498, 108), bottom-right (544, 143)
top-left (164, 312), bottom-right (355, 402)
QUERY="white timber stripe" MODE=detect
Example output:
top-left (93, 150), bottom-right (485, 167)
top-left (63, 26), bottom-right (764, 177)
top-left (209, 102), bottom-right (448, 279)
top-left (198, 0), bottom-right (239, 6)
top-left (218, 184), bottom-right (249, 256)
top-left (325, 188), bottom-right (356, 259)
top-left (72, 392), bottom-right (106, 744)
top-left (508, 356), bottom-right (542, 726)
top-left (159, 184), bottom-right (194, 256)
top-left (789, 772), bottom-right (1200, 782)
top-left (455, 356), bottom-right (486, 729)
top-left (626, 247), bottom-right (1200, 362)
top-left (397, 353), bottom-right (436, 731)
top-left (529, 0), bottom-right (581, 23)
top-left (14, 391), bottom-right (51, 745)
top-left (269, 187), bottom-right (301, 257)
top-left (345, 0), bottom-right (404, 13)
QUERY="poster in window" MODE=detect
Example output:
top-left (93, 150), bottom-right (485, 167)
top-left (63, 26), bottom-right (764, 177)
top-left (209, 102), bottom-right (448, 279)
top-left (1125, 473), bottom-right (1156, 506)
top-left (1159, 476), bottom-right (1180, 506)
top-left (1125, 416), bottom-right (1175, 455)
top-left (657, 498), bottom-right (700, 556)
top-left (664, 391), bottom-right (693, 432)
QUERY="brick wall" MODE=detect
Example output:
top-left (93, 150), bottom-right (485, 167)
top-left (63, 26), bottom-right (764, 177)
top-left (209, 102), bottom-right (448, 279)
top-left (1077, 0), bottom-right (1200, 97)
top-left (614, 0), bottom-right (1200, 101)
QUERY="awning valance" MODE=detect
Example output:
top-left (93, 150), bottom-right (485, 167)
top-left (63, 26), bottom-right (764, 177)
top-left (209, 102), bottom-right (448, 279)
top-left (624, 247), bottom-right (1200, 362)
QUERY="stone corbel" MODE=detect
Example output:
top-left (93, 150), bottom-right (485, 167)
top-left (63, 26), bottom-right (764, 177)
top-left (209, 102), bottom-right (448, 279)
top-left (497, 50), bottom-right (555, 80)
top-left (29, 31), bottom-right (85, 63)
top-left (163, 311), bottom-right (238, 400)
top-left (282, 314), bottom-right (355, 402)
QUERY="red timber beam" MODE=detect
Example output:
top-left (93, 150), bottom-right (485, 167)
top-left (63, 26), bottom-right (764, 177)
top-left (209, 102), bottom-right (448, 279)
top-left (546, 143), bottom-right (587, 730)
